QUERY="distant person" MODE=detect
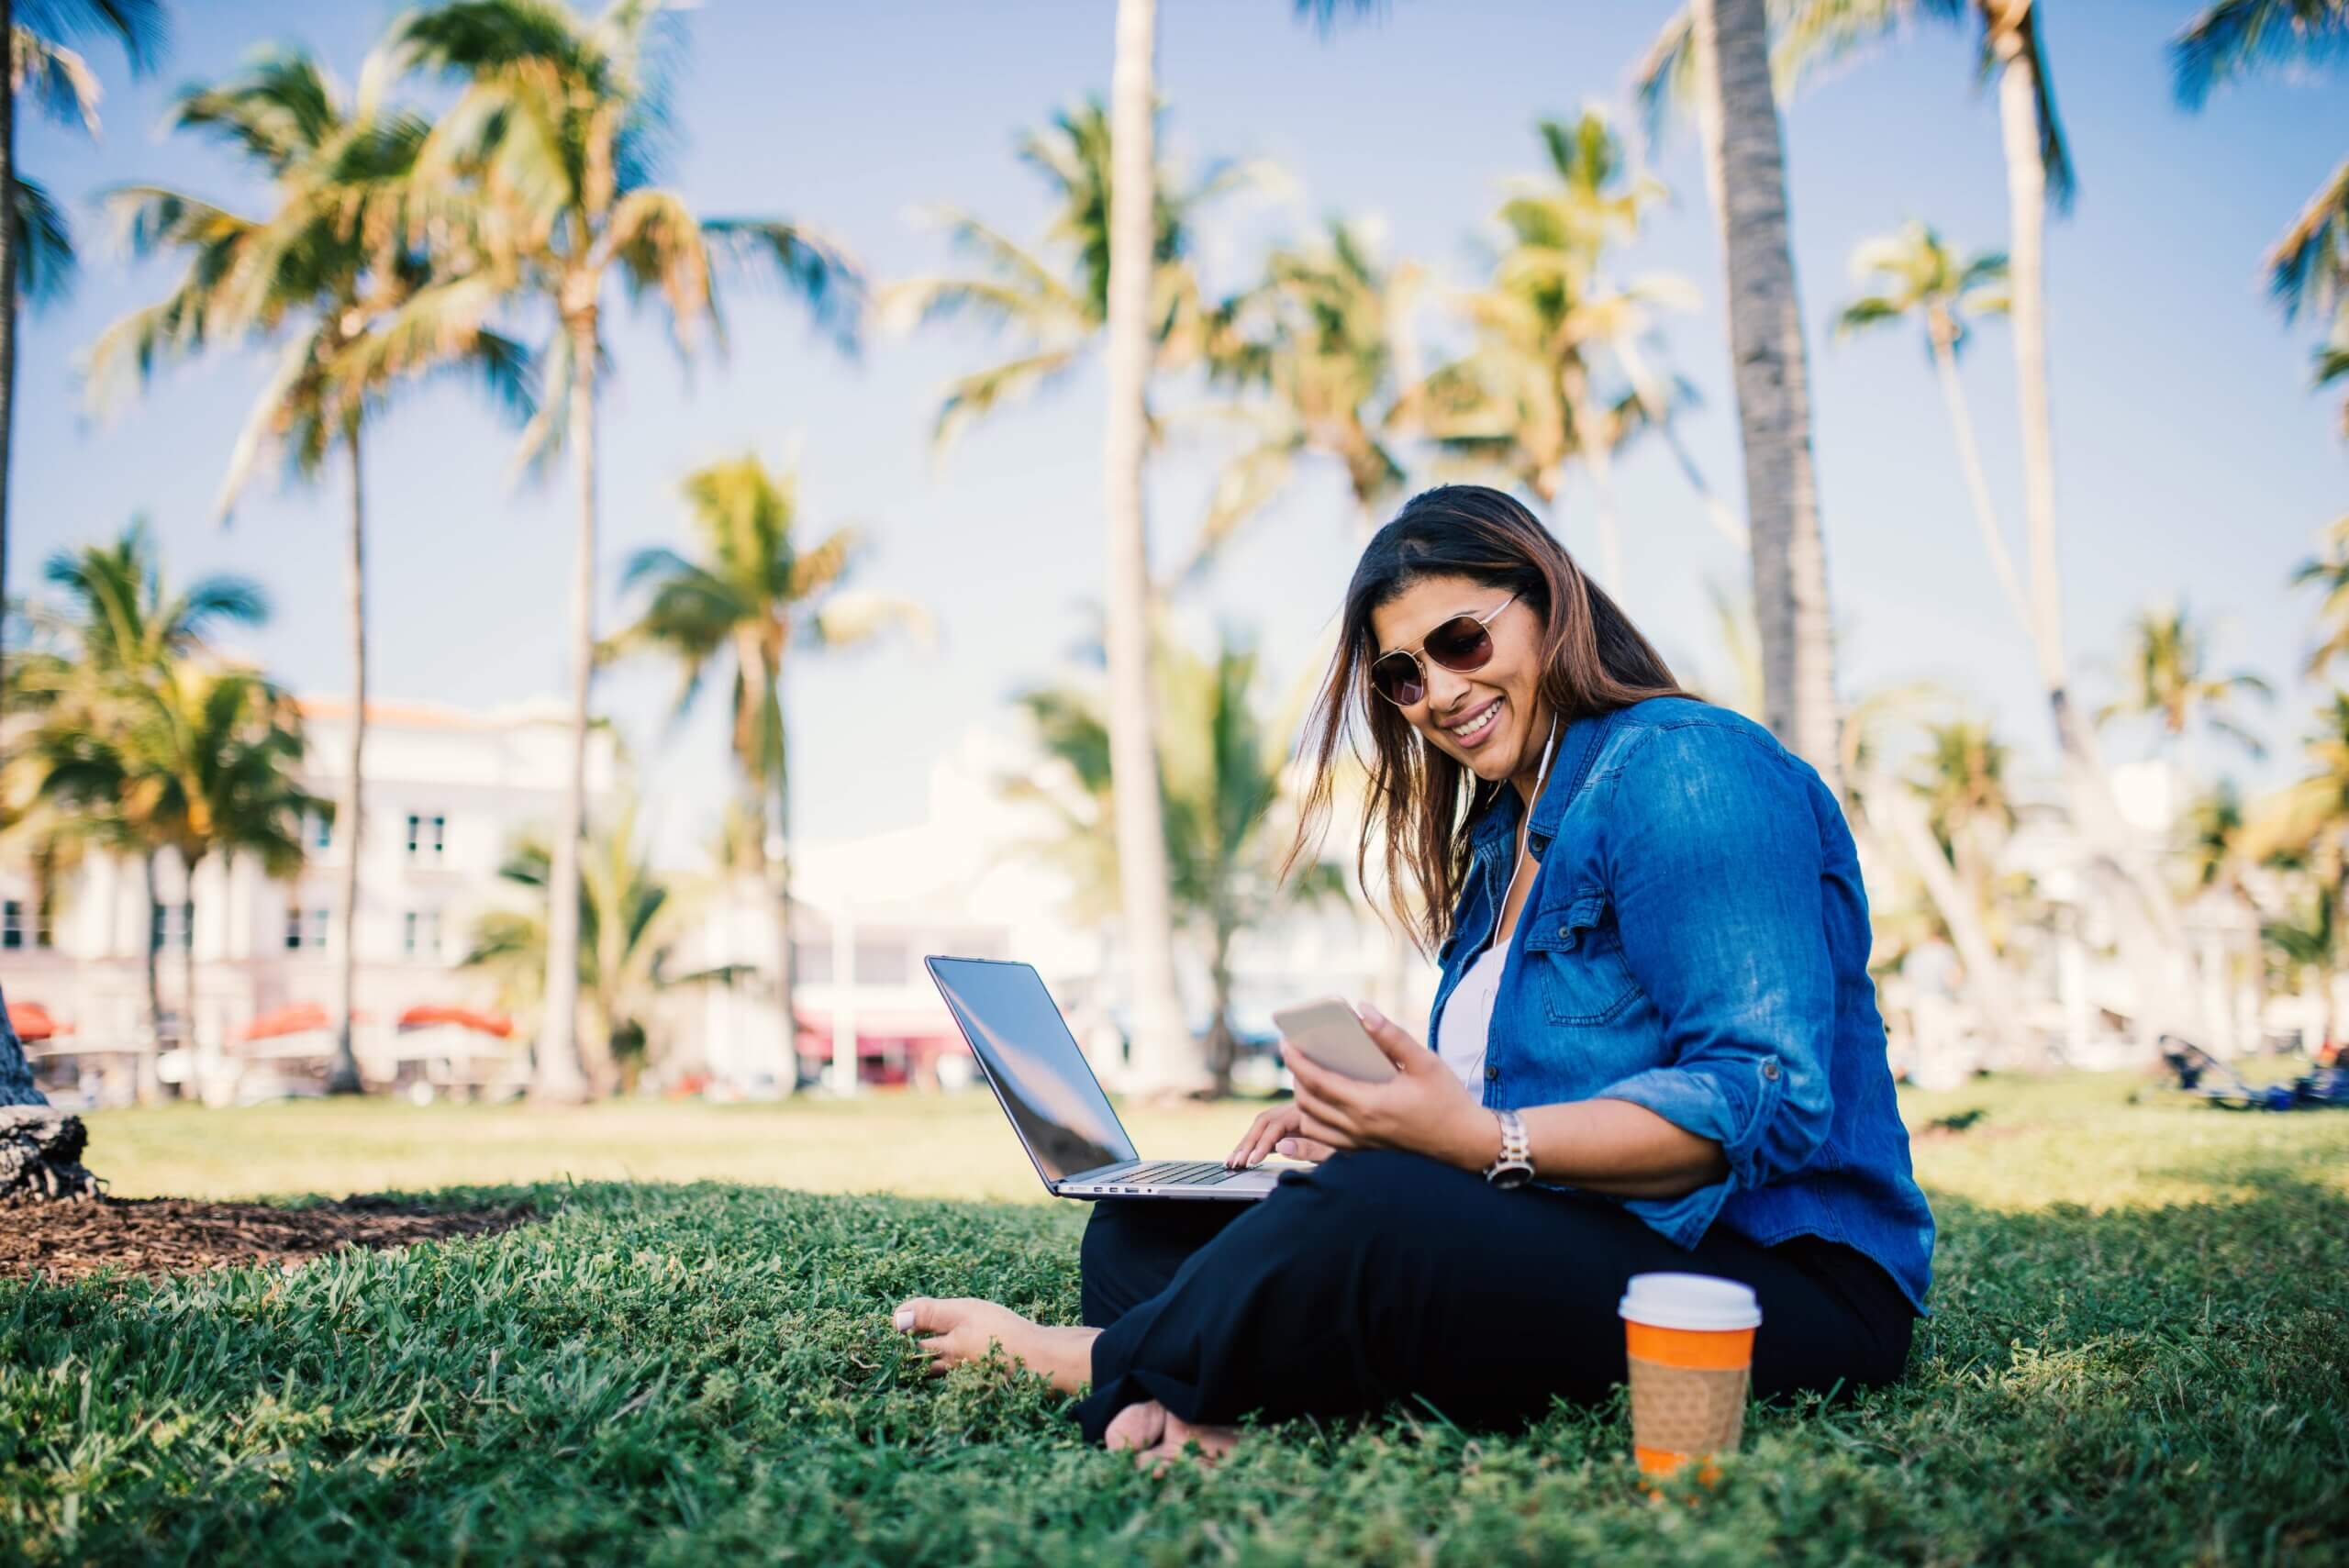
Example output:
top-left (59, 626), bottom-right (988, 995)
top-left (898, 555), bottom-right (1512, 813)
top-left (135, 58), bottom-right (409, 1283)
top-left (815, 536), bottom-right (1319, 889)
top-left (891, 484), bottom-right (1933, 1465)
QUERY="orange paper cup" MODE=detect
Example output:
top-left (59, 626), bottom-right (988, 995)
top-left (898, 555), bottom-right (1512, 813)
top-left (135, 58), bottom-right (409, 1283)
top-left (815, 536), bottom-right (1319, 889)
top-left (1618, 1273), bottom-right (1762, 1483)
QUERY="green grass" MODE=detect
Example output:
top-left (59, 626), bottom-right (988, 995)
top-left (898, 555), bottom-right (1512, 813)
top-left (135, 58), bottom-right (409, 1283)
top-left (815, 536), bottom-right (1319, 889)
top-left (6, 1075), bottom-right (2347, 1563)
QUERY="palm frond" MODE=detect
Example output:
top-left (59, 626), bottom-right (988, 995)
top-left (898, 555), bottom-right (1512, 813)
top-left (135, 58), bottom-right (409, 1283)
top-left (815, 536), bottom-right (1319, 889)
top-left (702, 217), bottom-right (866, 353)
top-left (2266, 155), bottom-right (2349, 321)
top-left (9, 174), bottom-right (76, 307)
top-left (12, 28), bottom-right (102, 133)
top-left (16, 0), bottom-right (167, 73)
top-left (2170, 0), bottom-right (2349, 108)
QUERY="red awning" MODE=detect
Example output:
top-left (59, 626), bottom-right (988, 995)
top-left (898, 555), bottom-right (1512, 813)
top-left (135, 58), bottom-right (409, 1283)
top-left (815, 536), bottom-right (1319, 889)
top-left (398, 1005), bottom-right (514, 1039)
top-left (7, 1000), bottom-right (61, 1042)
top-left (242, 1003), bottom-right (340, 1040)
top-left (791, 1012), bottom-right (966, 1062)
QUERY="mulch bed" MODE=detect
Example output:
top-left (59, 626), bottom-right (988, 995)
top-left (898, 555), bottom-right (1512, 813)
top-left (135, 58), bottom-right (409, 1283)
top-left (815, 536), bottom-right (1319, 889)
top-left (0, 1195), bottom-right (534, 1283)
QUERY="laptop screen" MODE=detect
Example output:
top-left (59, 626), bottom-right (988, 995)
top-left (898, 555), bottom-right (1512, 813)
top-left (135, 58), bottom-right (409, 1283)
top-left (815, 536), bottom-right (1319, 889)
top-left (926, 956), bottom-right (1139, 1183)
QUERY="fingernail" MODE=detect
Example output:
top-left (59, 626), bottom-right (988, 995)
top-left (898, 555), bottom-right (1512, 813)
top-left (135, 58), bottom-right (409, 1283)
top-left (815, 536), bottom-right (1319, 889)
top-left (1277, 1139), bottom-right (1295, 1155)
top-left (894, 1308), bottom-right (914, 1331)
top-left (1360, 1003), bottom-right (1389, 1029)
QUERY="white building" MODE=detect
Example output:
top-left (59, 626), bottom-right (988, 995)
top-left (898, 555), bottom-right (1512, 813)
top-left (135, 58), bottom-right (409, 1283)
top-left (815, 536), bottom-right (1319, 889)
top-left (3, 695), bottom-right (1438, 1103)
top-left (0, 695), bottom-right (616, 1099)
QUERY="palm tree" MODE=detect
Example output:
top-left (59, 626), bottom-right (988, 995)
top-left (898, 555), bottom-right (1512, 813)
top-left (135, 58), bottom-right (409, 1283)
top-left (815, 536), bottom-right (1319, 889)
top-left (1405, 113), bottom-right (1705, 595)
top-left (2292, 514), bottom-right (2349, 675)
top-left (887, 94), bottom-right (1242, 1094)
top-left (394, 0), bottom-right (864, 1102)
top-left (2171, 2), bottom-right (2349, 435)
top-left (35, 663), bottom-right (317, 1092)
top-left (1183, 217), bottom-right (1420, 577)
top-left (604, 452), bottom-right (930, 1093)
top-left (1632, 0), bottom-right (1843, 788)
top-left (122, 666), bottom-right (311, 1056)
top-left (2, 0), bottom-right (165, 706)
top-left (87, 45), bottom-right (533, 1097)
top-left (2099, 601), bottom-right (2273, 762)
top-left (462, 790), bottom-right (707, 1094)
top-left (16, 525), bottom-right (266, 1096)
top-left (878, 102), bottom-right (1245, 452)
top-left (1749, 0), bottom-right (2203, 1037)
top-left (1839, 683), bottom-right (2034, 1060)
top-left (0, 0), bottom-right (164, 1138)
top-left (1006, 628), bottom-right (1345, 1096)
top-left (1834, 222), bottom-right (2028, 626)
top-left (2246, 693), bottom-right (2349, 1043)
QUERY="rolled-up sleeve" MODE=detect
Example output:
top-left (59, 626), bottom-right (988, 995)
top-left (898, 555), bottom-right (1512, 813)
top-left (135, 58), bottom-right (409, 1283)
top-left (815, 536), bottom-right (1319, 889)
top-left (1592, 723), bottom-right (1835, 1247)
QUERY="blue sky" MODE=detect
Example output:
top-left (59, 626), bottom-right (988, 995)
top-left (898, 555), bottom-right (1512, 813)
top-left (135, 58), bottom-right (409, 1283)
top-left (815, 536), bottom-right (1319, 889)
top-left (13, 0), bottom-right (2346, 860)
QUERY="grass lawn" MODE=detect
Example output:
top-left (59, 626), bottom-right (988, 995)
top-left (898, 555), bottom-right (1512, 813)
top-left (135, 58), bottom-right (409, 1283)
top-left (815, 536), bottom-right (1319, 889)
top-left (5, 1073), bottom-right (2347, 1563)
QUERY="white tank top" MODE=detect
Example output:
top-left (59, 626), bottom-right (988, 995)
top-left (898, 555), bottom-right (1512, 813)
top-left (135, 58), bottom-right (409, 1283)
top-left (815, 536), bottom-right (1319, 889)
top-left (1435, 941), bottom-right (1508, 1094)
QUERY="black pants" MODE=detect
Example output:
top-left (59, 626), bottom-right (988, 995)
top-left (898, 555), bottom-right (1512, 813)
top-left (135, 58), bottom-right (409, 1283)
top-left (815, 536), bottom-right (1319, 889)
top-left (1072, 1148), bottom-right (1915, 1443)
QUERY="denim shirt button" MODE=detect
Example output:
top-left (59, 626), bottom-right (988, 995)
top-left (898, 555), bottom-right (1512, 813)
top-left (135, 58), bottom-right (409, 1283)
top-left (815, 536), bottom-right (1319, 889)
top-left (1484, 1065), bottom-right (1499, 1082)
top-left (1762, 1060), bottom-right (1781, 1081)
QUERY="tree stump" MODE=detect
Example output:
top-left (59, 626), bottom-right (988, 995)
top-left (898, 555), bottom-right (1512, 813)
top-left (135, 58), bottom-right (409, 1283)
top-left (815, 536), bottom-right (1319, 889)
top-left (0, 1107), bottom-right (102, 1203)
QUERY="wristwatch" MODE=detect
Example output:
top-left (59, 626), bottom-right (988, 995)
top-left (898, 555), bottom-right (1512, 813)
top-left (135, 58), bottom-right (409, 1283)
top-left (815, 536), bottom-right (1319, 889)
top-left (1482, 1108), bottom-right (1533, 1189)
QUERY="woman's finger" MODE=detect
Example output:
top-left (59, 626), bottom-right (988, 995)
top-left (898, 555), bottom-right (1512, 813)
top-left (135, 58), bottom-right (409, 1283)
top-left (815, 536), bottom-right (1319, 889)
top-left (1228, 1108), bottom-right (1275, 1165)
top-left (1281, 1040), bottom-right (1363, 1115)
top-left (1296, 1110), bottom-right (1354, 1151)
top-left (1353, 1002), bottom-right (1417, 1070)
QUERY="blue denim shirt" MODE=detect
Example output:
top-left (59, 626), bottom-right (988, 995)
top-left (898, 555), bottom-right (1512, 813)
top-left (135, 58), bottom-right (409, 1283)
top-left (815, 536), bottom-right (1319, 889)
top-left (1431, 696), bottom-right (1934, 1312)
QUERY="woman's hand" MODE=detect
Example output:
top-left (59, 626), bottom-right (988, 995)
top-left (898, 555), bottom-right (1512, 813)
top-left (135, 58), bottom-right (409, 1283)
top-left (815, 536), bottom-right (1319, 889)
top-left (1224, 1102), bottom-right (1337, 1168)
top-left (1277, 1003), bottom-right (1500, 1172)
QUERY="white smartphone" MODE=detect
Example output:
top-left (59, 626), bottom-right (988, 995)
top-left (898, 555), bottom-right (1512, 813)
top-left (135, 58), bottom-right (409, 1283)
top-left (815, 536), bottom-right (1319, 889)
top-left (1271, 997), bottom-right (1398, 1084)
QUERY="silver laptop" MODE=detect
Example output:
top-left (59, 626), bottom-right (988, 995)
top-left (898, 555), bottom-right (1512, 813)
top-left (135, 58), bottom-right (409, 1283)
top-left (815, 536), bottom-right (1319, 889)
top-left (925, 955), bottom-right (1280, 1200)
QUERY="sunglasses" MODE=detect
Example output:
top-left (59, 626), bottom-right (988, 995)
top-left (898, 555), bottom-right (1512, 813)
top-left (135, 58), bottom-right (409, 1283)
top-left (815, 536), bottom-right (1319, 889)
top-left (1368, 595), bottom-right (1518, 706)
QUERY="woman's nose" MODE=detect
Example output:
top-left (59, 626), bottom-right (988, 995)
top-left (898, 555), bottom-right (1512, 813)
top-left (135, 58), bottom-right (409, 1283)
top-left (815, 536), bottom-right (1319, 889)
top-left (1421, 661), bottom-right (1475, 716)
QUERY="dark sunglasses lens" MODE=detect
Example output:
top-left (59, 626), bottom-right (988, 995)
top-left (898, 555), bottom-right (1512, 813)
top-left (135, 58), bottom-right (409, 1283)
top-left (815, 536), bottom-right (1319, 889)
top-left (1423, 616), bottom-right (1496, 673)
top-left (1370, 653), bottom-right (1424, 706)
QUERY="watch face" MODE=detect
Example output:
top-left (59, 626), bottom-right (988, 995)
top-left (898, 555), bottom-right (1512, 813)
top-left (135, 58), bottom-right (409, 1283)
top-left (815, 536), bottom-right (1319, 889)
top-left (1491, 1165), bottom-right (1532, 1189)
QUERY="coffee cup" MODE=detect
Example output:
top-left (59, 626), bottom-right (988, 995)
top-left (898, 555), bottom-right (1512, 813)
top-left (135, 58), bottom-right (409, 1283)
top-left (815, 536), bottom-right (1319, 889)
top-left (1618, 1272), bottom-right (1761, 1483)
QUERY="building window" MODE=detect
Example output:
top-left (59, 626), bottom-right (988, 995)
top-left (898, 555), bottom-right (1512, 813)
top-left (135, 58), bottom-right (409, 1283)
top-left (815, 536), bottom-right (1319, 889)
top-left (403, 909), bottom-right (441, 961)
top-left (306, 807), bottom-right (333, 851)
top-left (2, 900), bottom-right (21, 951)
top-left (793, 940), bottom-right (833, 984)
top-left (284, 907), bottom-right (329, 951)
top-left (405, 812), bottom-right (447, 862)
top-left (852, 940), bottom-right (908, 986)
top-left (152, 905), bottom-right (189, 951)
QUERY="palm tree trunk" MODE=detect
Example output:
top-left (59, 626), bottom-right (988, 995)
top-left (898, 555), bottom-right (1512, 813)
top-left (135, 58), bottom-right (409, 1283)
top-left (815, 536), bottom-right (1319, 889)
top-left (139, 852), bottom-right (163, 1106)
top-left (179, 856), bottom-right (200, 1100)
top-left (1993, 37), bottom-right (2196, 1046)
top-left (1205, 940), bottom-right (1237, 1101)
top-left (0, 0), bottom-right (15, 730)
top-left (327, 431), bottom-right (369, 1095)
top-left (1927, 325), bottom-right (2031, 628)
top-left (535, 306), bottom-right (598, 1104)
top-left (1688, 0), bottom-right (1842, 793)
top-left (1858, 769), bottom-right (2033, 1062)
top-left (1103, 0), bottom-right (1193, 1095)
top-left (768, 763), bottom-right (810, 1095)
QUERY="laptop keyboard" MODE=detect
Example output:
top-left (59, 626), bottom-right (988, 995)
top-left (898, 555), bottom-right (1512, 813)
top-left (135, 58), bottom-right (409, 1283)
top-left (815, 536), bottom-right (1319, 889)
top-left (1114, 1160), bottom-right (1243, 1187)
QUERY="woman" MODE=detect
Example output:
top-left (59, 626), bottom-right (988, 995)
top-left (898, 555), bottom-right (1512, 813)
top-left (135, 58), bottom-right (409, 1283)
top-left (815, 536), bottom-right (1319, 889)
top-left (894, 484), bottom-right (1933, 1467)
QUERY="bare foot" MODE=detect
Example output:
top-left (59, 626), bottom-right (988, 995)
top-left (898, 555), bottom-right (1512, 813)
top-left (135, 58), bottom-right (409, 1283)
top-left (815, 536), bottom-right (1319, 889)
top-left (1103, 1398), bottom-right (1241, 1470)
top-left (892, 1296), bottom-right (1099, 1396)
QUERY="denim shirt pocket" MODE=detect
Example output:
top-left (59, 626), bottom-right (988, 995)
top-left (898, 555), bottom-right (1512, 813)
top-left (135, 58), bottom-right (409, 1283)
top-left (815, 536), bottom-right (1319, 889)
top-left (1519, 884), bottom-right (1642, 1026)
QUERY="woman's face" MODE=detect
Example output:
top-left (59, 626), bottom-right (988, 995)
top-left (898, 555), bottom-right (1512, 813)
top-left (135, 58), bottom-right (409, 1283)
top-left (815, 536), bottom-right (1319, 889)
top-left (1368, 573), bottom-right (1552, 786)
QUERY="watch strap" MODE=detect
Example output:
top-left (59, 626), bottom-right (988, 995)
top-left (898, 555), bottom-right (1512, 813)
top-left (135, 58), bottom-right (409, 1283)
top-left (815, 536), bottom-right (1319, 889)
top-left (1483, 1107), bottom-right (1532, 1184)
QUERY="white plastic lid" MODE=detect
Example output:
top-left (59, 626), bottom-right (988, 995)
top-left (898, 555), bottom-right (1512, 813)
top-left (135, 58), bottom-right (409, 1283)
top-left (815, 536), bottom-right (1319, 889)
top-left (1618, 1272), bottom-right (1763, 1331)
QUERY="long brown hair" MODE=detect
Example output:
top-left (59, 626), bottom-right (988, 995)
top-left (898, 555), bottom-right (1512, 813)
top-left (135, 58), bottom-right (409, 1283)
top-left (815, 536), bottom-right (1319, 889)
top-left (1286, 484), bottom-right (1687, 951)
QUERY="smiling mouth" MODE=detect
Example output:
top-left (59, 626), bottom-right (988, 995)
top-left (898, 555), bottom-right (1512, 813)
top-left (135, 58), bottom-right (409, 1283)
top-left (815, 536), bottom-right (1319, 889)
top-left (1444, 696), bottom-right (1503, 745)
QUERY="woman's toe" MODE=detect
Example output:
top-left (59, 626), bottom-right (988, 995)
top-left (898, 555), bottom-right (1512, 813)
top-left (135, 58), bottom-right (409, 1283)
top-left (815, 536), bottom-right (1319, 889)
top-left (1104, 1399), bottom-right (1169, 1453)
